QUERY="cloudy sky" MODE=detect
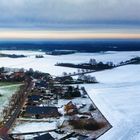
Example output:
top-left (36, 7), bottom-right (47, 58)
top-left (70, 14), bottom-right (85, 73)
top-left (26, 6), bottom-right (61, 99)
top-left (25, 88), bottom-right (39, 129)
top-left (0, 0), bottom-right (140, 28)
top-left (0, 0), bottom-right (140, 39)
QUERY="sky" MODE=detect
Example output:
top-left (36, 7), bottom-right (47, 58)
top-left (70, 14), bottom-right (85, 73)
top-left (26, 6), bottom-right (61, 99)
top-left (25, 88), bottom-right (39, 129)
top-left (0, 0), bottom-right (140, 39)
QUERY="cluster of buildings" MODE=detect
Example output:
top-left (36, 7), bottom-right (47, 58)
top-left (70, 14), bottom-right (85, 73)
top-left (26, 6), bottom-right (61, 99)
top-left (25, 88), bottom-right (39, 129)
top-left (7, 70), bottom-right (111, 140)
top-left (0, 67), bottom-right (111, 139)
top-left (0, 67), bottom-right (26, 82)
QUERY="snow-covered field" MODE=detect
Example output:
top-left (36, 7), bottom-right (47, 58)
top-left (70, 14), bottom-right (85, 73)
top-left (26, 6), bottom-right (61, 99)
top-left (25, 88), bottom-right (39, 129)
top-left (1, 50), bottom-right (140, 140)
top-left (0, 50), bottom-right (139, 76)
top-left (85, 64), bottom-right (140, 140)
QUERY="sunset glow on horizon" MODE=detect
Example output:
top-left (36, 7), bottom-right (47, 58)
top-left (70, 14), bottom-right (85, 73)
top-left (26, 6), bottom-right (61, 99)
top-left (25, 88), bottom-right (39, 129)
top-left (0, 30), bottom-right (140, 40)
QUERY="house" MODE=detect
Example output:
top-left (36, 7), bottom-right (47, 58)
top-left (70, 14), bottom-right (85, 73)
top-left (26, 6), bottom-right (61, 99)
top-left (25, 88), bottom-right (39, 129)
top-left (23, 106), bottom-right (61, 118)
top-left (62, 86), bottom-right (81, 99)
top-left (34, 133), bottom-right (55, 140)
top-left (60, 132), bottom-right (88, 140)
top-left (64, 101), bottom-right (78, 115)
top-left (35, 80), bottom-right (47, 88)
top-left (35, 55), bottom-right (44, 58)
top-left (28, 95), bottom-right (43, 101)
top-left (25, 101), bottom-right (40, 106)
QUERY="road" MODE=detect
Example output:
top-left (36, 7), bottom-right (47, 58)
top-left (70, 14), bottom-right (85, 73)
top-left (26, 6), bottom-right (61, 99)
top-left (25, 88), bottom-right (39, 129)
top-left (57, 70), bottom-right (96, 78)
top-left (0, 80), bottom-right (33, 140)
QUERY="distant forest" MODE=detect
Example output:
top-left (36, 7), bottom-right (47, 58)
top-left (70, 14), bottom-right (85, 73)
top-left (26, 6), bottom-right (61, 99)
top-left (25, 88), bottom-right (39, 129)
top-left (0, 39), bottom-right (140, 52)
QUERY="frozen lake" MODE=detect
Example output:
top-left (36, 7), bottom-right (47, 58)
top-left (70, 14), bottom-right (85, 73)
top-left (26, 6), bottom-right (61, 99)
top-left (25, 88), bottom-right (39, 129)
top-left (0, 50), bottom-right (140, 140)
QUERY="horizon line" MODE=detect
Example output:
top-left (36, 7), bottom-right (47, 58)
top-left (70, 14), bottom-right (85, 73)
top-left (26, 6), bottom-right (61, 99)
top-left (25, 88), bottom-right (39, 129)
top-left (0, 30), bottom-right (140, 40)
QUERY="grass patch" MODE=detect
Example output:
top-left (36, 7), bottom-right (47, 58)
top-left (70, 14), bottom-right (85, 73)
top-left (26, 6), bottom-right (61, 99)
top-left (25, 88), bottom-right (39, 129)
top-left (0, 83), bottom-right (21, 115)
top-left (0, 82), bottom-right (22, 87)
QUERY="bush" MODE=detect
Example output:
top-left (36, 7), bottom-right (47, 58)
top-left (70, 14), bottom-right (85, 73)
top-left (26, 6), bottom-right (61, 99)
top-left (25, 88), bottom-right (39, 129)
top-left (69, 118), bottom-right (105, 131)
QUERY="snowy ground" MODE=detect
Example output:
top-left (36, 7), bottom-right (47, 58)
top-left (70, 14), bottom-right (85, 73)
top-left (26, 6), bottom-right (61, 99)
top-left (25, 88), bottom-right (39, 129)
top-left (1, 50), bottom-right (140, 140)
top-left (11, 121), bottom-right (58, 140)
top-left (12, 121), bottom-right (57, 133)
top-left (83, 64), bottom-right (140, 140)
top-left (0, 50), bottom-right (139, 76)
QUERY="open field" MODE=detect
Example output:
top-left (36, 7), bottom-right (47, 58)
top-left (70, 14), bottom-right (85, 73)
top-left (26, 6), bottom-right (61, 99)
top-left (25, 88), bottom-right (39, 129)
top-left (0, 50), bottom-right (139, 76)
top-left (0, 83), bottom-right (21, 120)
top-left (0, 50), bottom-right (140, 139)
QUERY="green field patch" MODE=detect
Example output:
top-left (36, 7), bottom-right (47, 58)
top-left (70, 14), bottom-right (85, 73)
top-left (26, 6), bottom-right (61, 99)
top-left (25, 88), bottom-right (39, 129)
top-left (0, 82), bottom-right (22, 87)
top-left (0, 83), bottom-right (21, 119)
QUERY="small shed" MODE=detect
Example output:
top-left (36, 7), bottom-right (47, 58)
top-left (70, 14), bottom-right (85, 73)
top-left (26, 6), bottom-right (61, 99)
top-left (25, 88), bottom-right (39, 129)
top-left (34, 133), bottom-right (55, 140)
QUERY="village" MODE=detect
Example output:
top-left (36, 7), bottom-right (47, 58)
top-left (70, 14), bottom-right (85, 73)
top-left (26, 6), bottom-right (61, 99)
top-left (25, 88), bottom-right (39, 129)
top-left (0, 56), bottom-right (139, 140)
top-left (0, 67), bottom-right (111, 140)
